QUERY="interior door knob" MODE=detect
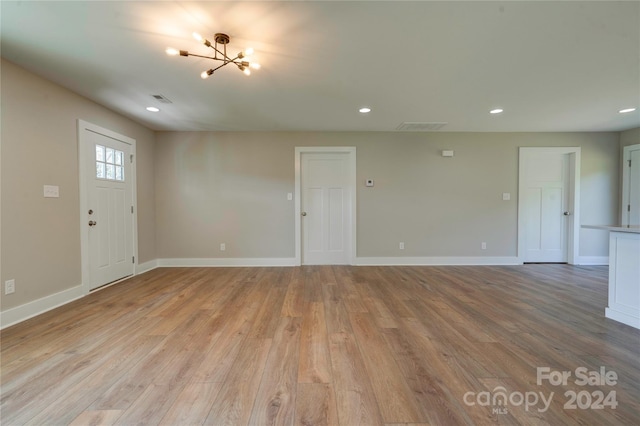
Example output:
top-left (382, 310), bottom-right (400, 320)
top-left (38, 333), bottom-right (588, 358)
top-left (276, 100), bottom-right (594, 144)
top-left (89, 220), bottom-right (97, 226)
top-left (301, 212), bottom-right (307, 216)
top-left (563, 211), bottom-right (571, 216)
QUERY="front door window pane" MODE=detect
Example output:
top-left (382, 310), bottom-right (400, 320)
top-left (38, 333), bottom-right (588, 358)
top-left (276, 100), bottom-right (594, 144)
top-left (96, 162), bottom-right (105, 179)
top-left (95, 144), bottom-right (125, 182)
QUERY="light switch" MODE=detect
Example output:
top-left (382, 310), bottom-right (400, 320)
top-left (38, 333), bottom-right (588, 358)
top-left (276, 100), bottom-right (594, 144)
top-left (44, 185), bottom-right (60, 198)
top-left (287, 193), bottom-right (293, 201)
top-left (502, 192), bottom-right (511, 201)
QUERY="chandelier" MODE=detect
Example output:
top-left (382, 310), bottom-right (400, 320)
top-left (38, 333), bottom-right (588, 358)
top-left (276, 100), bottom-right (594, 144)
top-left (166, 32), bottom-right (260, 79)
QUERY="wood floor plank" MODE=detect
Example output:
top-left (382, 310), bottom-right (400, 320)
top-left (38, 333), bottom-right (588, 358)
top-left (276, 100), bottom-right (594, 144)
top-left (20, 335), bottom-right (165, 425)
top-left (114, 383), bottom-right (184, 425)
top-left (249, 317), bottom-right (302, 426)
top-left (328, 332), bottom-right (384, 426)
top-left (349, 313), bottom-right (426, 424)
top-left (68, 410), bottom-right (123, 426)
top-left (298, 302), bottom-right (332, 384)
top-left (204, 337), bottom-right (273, 425)
top-left (159, 382), bottom-right (223, 425)
top-left (322, 282), bottom-right (353, 334)
top-left (381, 327), bottom-right (478, 425)
top-left (294, 383), bottom-right (339, 426)
top-left (282, 268), bottom-right (306, 317)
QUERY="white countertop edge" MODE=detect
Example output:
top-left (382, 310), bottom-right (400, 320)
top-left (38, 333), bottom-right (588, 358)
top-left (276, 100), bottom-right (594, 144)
top-left (582, 225), bottom-right (640, 234)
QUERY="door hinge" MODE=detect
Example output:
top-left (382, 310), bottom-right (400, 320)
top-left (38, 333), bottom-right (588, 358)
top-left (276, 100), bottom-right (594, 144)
top-left (130, 154), bottom-right (134, 163)
top-left (131, 206), bottom-right (134, 214)
top-left (629, 204), bottom-right (631, 212)
top-left (629, 159), bottom-right (632, 167)
top-left (132, 256), bottom-right (135, 264)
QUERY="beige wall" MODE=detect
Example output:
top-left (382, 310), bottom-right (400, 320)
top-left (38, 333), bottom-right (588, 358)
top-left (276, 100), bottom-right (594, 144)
top-left (1, 59), bottom-right (156, 311)
top-left (620, 127), bottom-right (639, 148)
top-left (155, 131), bottom-right (619, 260)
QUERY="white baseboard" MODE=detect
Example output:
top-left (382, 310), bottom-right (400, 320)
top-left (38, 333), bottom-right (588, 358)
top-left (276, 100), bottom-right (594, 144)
top-left (136, 259), bottom-right (159, 274)
top-left (606, 308), bottom-right (640, 329)
top-left (0, 285), bottom-right (85, 330)
top-left (157, 257), bottom-right (298, 267)
top-left (355, 256), bottom-right (522, 266)
top-left (575, 256), bottom-right (609, 266)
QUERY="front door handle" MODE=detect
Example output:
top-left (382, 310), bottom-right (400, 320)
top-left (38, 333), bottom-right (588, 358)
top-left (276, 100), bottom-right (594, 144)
top-left (301, 212), bottom-right (307, 216)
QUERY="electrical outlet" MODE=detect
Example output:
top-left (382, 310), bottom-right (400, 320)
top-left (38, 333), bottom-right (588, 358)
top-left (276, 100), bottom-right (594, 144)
top-left (399, 242), bottom-right (405, 250)
top-left (481, 242), bottom-right (487, 250)
top-left (5, 279), bottom-right (15, 295)
top-left (220, 243), bottom-right (226, 251)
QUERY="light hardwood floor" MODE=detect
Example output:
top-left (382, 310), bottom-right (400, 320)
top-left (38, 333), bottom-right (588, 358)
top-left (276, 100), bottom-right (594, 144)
top-left (1, 265), bottom-right (639, 425)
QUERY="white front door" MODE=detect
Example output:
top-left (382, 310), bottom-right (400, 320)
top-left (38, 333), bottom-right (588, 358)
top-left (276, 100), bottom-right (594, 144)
top-left (83, 127), bottom-right (135, 290)
top-left (300, 152), bottom-right (353, 265)
top-left (521, 150), bottom-right (571, 263)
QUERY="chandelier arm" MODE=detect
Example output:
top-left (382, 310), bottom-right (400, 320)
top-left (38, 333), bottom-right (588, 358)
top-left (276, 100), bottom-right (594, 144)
top-left (211, 62), bottom-right (230, 72)
top-left (185, 53), bottom-right (228, 63)
top-left (206, 45), bottom-right (233, 63)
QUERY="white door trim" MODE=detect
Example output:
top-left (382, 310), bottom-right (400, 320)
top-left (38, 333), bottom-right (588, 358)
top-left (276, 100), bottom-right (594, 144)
top-left (295, 147), bottom-right (356, 266)
top-left (621, 144), bottom-right (640, 226)
top-left (78, 120), bottom-right (138, 294)
top-left (518, 147), bottom-right (581, 264)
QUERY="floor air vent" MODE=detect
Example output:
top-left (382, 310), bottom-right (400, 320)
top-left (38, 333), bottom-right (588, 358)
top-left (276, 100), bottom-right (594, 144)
top-left (396, 122), bottom-right (448, 131)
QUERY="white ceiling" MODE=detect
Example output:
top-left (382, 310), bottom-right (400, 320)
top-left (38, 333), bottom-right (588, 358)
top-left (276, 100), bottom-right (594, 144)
top-left (2, 1), bottom-right (639, 132)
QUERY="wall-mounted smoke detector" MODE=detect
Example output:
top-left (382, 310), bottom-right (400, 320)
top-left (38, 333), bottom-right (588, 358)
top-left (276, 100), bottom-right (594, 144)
top-left (396, 122), bottom-right (447, 131)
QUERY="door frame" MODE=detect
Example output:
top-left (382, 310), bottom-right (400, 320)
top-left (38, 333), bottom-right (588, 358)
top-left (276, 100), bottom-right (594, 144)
top-left (294, 146), bottom-right (357, 266)
top-left (621, 144), bottom-right (640, 226)
top-left (78, 120), bottom-right (138, 294)
top-left (517, 147), bottom-right (581, 264)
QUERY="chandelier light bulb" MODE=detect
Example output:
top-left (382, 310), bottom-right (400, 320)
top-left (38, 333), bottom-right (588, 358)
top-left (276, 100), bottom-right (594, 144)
top-left (201, 69), bottom-right (213, 79)
top-left (166, 47), bottom-right (179, 56)
top-left (192, 32), bottom-right (203, 42)
top-left (243, 68), bottom-right (251, 76)
top-left (244, 47), bottom-right (254, 56)
top-left (250, 62), bottom-right (261, 70)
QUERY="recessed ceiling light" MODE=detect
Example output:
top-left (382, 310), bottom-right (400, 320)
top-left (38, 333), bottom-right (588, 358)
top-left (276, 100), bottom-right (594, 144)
top-left (490, 108), bottom-right (504, 114)
top-left (359, 107), bottom-right (371, 113)
top-left (619, 107), bottom-right (636, 114)
top-left (146, 107), bottom-right (160, 112)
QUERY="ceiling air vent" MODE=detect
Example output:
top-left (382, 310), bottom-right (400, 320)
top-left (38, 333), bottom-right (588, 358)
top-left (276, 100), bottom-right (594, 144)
top-left (151, 94), bottom-right (173, 104)
top-left (396, 122), bottom-right (447, 131)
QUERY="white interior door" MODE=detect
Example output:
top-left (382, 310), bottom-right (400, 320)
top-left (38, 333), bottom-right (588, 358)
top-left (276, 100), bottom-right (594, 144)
top-left (300, 152), bottom-right (352, 265)
top-left (84, 129), bottom-right (134, 290)
top-left (622, 145), bottom-right (640, 226)
top-left (521, 150), bottom-right (571, 263)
